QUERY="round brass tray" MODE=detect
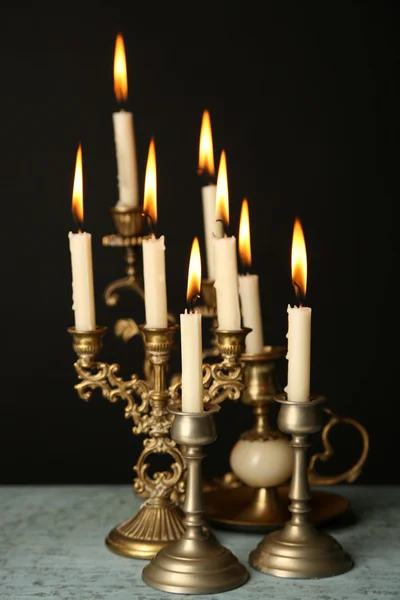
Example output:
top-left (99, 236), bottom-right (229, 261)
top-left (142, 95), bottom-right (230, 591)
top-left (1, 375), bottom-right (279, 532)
top-left (203, 484), bottom-right (351, 533)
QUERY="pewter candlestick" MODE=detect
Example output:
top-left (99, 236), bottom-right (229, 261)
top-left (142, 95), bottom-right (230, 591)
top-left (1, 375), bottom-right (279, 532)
top-left (142, 404), bottom-right (248, 594)
top-left (249, 392), bottom-right (353, 579)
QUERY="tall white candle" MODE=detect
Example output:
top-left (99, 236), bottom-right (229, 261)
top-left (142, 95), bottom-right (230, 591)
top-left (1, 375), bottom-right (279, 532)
top-left (284, 218), bottom-right (311, 402)
top-left (201, 183), bottom-right (217, 280)
top-left (238, 199), bottom-right (264, 354)
top-left (239, 275), bottom-right (263, 353)
top-left (69, 144), bottom-right (96, 331)
top-left (181, 237), bottom-right (203, 412)
top-left (141, 138), bottom-right (168, 328)
top-left (142, 235), bottom-right (168, 328)
top-left (198, 110), bottom-right (218, 280)
top-left (285, 305), bottom-right (311, 402)
top-left (214, 236), bottom-right (241, 330)
top-left (213, 150), bottom-right (241, 330)
top-left (113, 33), bottom-right (139, 208)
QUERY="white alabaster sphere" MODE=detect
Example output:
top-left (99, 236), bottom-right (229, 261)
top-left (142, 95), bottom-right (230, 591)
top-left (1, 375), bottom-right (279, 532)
top-left (230, 437), bottom-right (294, 488)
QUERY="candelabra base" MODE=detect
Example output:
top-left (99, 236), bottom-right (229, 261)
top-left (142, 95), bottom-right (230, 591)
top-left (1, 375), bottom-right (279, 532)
top-left (204, 484), bottom-right (350, 532)
top-left (249, 522), bottom-right (353, 579)
top-left (142, 535), bottom-right (248, 594)
top-left (105, 499), bottom-right (185, 560)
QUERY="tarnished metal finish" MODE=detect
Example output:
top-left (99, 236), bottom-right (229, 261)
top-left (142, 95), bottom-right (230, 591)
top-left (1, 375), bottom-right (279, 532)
top-left (249, 393), bottom-right (353, 579)
top-left (69, 324), bottom-right (187, 559)
top-left (308, 407), bottom-right (370, 485)
top-left (142, 404), bottom-right (248, 595)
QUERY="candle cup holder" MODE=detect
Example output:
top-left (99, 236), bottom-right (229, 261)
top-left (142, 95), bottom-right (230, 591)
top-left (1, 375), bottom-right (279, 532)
top-left (195, 278), bottom-right (219, 360)
top-left (142, 403), bottom-right (248, 595)
top-left (69, 323), bottom-right (189, 560)
top-left (249, 393), bottom-right (353, 579)
top-left (102, 206), bottom-right (145, 309)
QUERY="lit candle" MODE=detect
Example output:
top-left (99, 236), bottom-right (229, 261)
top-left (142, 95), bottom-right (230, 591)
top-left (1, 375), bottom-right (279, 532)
top-left (213, 150), bottom-right (241, 330)
top-left (180, 237), bottom-right (203, 413)
top-left (198, 110), bottom-right (219, 280)
top-left (284, 218), bottom-right (311, 402)
top-left (142, 138), bottom-right (168, 328)
top-left (238, 199), bottom-right (264, 354)
top-left (68, 143), bottom-right (96, 331)
top-left (113, 33), bottom-right (139, 208)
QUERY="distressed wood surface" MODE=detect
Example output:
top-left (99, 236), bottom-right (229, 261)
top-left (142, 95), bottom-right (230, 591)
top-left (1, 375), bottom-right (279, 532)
top-left (0, 485), bottom-right (398, 599)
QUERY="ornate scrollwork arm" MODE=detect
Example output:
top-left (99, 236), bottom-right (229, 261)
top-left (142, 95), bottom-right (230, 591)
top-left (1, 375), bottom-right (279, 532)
top-left (69, 326), bottom-right (150, 432)
top-left (74, 360), bottom-right (150, 433)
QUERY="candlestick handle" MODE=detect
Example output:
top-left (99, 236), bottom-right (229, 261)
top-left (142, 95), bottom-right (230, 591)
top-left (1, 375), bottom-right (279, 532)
top-left (308, 408), bottom-right (369, 485)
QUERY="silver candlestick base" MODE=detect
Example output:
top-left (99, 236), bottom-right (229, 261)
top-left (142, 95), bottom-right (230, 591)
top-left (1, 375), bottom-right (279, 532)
top-left (142, 404), bottom-right (248, 595)
top-left (249, 393), bottom-right (353, 579)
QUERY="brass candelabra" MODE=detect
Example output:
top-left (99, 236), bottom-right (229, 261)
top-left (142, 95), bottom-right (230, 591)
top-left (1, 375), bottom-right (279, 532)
top-left (69, 206), bottom-right (250, 560)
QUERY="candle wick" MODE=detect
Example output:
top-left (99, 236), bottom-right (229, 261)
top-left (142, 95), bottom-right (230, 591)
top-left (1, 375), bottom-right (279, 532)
top-left (292, 279), bottom-right (304, 307)
top-left (142, 211), bottom-right (156, 237)
top-left (188, 293), bottom-right (201, 314)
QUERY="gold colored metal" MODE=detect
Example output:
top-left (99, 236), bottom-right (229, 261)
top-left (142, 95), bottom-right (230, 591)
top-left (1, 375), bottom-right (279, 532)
top-left (203, 485), bottom-right (350, 532)
top-left (142, 404), bottom-right (248, 595)
top-left (308, 407), bottom-right (370, 485)
top-left (204, 346), bottom-right (291, 526)
top-left (102, 206), bottom-right (145, 308)
top-left (249, 393), bottom-right (353, 579)
top-left (69, 324), bottom-right (188, 559)
top-left (169, 328), bottom-right (250, 407)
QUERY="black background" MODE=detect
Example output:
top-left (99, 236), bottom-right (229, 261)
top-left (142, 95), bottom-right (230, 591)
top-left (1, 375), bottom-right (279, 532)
top-left (0, 3), bottom-right (397, 485)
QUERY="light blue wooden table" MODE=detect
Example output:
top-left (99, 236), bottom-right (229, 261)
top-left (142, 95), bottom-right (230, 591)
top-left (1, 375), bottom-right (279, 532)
top-left (0, 485), bottom-right (398, 599)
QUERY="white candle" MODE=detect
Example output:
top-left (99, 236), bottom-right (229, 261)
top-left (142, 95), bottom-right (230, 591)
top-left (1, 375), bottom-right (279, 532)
top-left (69, 144), bottom-right (96, 331)
top-left (284, 218), bottom-right (311, 402)
top-left (141, 138), bottom-right (168, 328)
top-left (214, 236), bottom-right (241, 330)
top-left (142, 235), bottom-right (168, 328)
top-left (181, 237), bottom-right (203, 412)
top-left (113, 34), bottom-right (139, 208)
top-left (213, 150), bottom-right (241, 331)
top-left (69, 232), bottom-right (96, 331)
top-left (201, 183), bottom-right (217, 280)
top-left (239, 274), bottom-right (263, 354)
top-left (285, 306), bottom-right (311, 402)
top-left (238, 199), bottom-right (264, 354)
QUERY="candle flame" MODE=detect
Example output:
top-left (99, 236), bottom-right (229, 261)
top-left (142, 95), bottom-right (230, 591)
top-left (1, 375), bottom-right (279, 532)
top-left (143, 137), bottom-right (157, 226)
top-left (114, 33), bottom-right (128, 102)
top-left (186, 237), bottom-right (202, 308)
top-left (198, 110), bottom-right (215, 176)
top-left (72, 143), bottom-right (83, 229)
top-left (215, 150), bottom-right (229, 228)
top-left (291, 217), bottom-right (307, 300)
top-left (239, 198), bottom-right (252, 270)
